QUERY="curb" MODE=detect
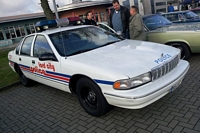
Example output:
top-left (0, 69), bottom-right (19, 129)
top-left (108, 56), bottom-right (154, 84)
top-left (0, 81), bottom-right (21, 92)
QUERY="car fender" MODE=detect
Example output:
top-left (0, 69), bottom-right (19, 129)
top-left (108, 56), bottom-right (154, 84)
top-left (165, 39), bottom-right (190, 47)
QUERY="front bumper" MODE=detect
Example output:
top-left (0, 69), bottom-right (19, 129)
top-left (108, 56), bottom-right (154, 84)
top-left (103, 60), bottom-right (189, 109)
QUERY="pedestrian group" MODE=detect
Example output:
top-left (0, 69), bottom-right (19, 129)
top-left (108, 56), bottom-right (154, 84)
top-left (83, 0), bottom-right (146, 41)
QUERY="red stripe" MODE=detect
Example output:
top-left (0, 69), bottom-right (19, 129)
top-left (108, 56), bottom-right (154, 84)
top-left (19, 65), bottom-right (70, 82)
top-left (45, 73), bottom-right (70, 82)
top-left (20, 66), bottom-right (30, 72)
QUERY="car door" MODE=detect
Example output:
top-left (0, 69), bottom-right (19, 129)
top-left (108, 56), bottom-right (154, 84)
top-left (31, 34), bottom-right (68, 91)
top-left (98, 23), bottom-right (116, 34)
top-left (18, 35), bottom-right (35, 80)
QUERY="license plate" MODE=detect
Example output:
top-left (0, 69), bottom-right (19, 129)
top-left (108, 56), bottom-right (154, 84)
top-left (169, 79), bottom-right (182, 92)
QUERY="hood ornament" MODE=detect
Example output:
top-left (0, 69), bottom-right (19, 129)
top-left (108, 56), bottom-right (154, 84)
top-left (161, 53), bottom-right (164, 57)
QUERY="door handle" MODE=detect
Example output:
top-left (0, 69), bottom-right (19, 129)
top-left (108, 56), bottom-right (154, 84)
top-left (32, 60), bottom-right (35, 64)
top-left (19, 58), bottom-right (21, 61)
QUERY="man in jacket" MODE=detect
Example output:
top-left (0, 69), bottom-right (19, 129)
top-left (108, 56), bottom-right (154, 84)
top-left (129, 6), bottom-right (146, 41)
top-left (84, 11), bottom-right (97, 26)
top-left (109, 0), bottom-right (130, 38)
top-left (168, 3), bottom-right (175, 12)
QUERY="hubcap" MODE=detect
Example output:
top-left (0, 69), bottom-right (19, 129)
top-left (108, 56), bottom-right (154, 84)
top-left (87, 91), bottom-right (96, 103)
top-left (81, 88), bottom-right (98, 109)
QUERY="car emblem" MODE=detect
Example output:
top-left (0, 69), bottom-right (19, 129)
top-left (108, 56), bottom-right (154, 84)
top-left (161, 53), bottom-right (164, 57)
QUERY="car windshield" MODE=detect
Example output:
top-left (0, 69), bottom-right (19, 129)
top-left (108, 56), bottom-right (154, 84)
top-left (143, 15), bottom-right (172, 30)
top-left (49, 26), bottom-right (122, 56)
top-left (183, 11), bottom-right (199, 19)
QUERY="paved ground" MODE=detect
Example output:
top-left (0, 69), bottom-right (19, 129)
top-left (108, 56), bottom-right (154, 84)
top-left (0, 54), bottom-right (200, 133)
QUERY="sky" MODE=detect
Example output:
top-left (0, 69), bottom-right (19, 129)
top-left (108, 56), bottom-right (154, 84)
top-left (0, 0), bottom-right (72, 17)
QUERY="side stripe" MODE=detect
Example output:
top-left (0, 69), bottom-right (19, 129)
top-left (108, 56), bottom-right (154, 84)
top-left (18, 64), bottom-right (114, 86)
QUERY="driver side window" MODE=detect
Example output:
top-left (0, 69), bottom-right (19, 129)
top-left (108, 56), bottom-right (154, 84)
top-left (33, 35), bottom-right (54, 57)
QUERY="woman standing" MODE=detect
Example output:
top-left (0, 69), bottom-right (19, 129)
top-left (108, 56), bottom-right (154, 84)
top-left (129, 6), bottom-right (146, 41)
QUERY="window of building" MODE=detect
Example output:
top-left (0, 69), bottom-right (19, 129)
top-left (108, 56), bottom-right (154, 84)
top-left (20, 35), bottom-right (35, 56)
top-left (9, 27), bottom-right (16, 38)
top-left (25, 23), bottom-right (36, 34)
top-left (19, 26), bottom-right (26, 36)
top-left (33, 35), bottom-right (53, 57)
top-left (156, 2), bottom-right (166, 6)
top-left (100, 12), bottom-right (105, 22)
top-left (4, 26), bottom-right (24, 39)
top-left (15, 26), bottom-right (26, 37)
top-left (156, 8), bottom-right (166, 13)
top-left (4, 27), bottom-right (11, 39)
top-left (0, 29), bottom-right (4, 40)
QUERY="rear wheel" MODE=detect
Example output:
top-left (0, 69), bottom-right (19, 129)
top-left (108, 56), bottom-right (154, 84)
top-left (170, 43), bottom-right (191, 60)
top-left (76, 77), bottom-right (110, 116)
top-left (17, 66), bottom-right (32, 87)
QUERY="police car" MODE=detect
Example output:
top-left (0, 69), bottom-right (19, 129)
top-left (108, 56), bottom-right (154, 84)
top-left (8, 18), bottom-right (190, 116)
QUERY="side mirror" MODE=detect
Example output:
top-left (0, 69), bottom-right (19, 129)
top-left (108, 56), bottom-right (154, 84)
top-left (39, 53), bottom-right (57, 61)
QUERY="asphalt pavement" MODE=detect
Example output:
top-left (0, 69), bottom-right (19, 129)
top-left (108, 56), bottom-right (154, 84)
top-left (0, 54), bottom-right (200, 133)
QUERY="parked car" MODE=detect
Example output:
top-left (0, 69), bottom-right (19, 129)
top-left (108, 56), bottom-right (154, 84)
top-left (8, 18), bottom-right (189, 116)
top-left (99, 15), bottom-right (200, 60)
top-left (146, 23), bottom-right (200, 60)
top-left (161, 10), bottom-right (200, 23)
top-left (191, 8), bottom-right (200, 17)
top-left (142, 14), bottom-right (172, 30)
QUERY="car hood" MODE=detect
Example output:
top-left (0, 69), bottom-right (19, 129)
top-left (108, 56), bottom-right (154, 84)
top-left (68, 40), bottom-right (180, 78)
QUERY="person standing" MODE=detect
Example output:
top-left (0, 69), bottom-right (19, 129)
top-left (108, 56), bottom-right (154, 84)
top-left (129, 6), bottom-right (146, 41)
top-left (109, 0), bottom-right (130, 38)
top-left (83, 11), bottom-right (97, 26)
top-left (190, 0), bottom-right (197, 9)
top-left (168, 3), bottom-right (175, 12)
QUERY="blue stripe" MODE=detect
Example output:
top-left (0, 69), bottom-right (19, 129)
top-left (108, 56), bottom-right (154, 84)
top-left (94, 79), bottom-right (114, 85)
top-left (16, 63), bottom-right (114, 86)
top-left (46, 71), bottom-right (71, 78)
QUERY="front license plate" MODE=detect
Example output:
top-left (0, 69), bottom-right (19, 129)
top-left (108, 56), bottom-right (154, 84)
top-left (169, 79), bottom-right (182, 93)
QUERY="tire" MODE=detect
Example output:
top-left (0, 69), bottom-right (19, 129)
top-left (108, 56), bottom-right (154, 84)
top-left (17, 66), bottom-right (32, 87)
top-left (170, 43), bottom-right (191, 60)
top-left (76, 77), bottom-right (110, 116)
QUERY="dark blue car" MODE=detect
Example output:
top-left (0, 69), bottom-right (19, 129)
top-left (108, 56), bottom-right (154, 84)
top-left (142, 14), bottom-right (172, 30)
top-left (161, 10), bottom-right (200, 23)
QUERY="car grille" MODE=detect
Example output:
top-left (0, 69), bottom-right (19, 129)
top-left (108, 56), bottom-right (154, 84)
top-left (151, 55), bottom-right (180, 81)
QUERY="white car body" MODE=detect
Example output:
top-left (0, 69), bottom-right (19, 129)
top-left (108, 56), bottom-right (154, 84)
top-left (8, 25), bottom-right (189, 114)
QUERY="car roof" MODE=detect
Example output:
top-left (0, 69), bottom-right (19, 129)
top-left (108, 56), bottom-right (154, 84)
top-left (142, 14), bottom-right (161, 18)
top-left (161, 10), bottom-right (190, 15)
top-left (40, 25), bottom-right (93, 35)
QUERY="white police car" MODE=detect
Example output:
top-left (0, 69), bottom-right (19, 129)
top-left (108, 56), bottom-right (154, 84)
top-left (8, 18), bottom-right (190, 116)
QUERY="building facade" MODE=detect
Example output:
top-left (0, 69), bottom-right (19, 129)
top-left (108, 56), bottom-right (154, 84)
top-left (151, 0), bottom-right (180, 14)
top-left (57, 1), bottom-right (112, 22)
top-left (0, 13), bottom-right (46, 47)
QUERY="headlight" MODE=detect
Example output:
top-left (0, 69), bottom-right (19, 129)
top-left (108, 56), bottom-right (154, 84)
top-left (113, 72), bottom-right (151, 90)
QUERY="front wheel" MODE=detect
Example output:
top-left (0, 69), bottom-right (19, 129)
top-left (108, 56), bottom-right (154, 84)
top-left (170, 43), bottom-right (191, 60)
top-left (76, 77), bottom-right (110, 116)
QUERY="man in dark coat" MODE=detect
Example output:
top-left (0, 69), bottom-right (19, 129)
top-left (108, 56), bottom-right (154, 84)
top-left (83, 11), bottom-right (97, 26)
top-left (109, 0), bottom-right (130, 38)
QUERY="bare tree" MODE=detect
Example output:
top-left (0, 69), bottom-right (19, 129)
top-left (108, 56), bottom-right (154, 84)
top-left (40, 0), bottom-right (54, 20)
